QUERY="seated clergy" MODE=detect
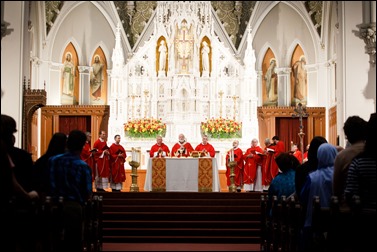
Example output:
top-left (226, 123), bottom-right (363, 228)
top-left (171, 133), bottom-right (194, 157)
top-left (150, 135), bottom-right (170, 157)
top-left (195, 135), bottom-right (215, 157)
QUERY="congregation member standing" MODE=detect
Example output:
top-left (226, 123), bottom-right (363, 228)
top-left (49, 130), bottom-right (93, 251)
top-left (300, 143), bottom-right (337, 251)
top-left (333, 116), bottom-right (367, 202)
top-left (109, 134), bottom-right (127, 192)
top-left (344, 113), bottom-right (376, 251)
top-left (243, 138), bottom-right (264, 192)
top-left (93, 130), bottom-right (111, 192)
top-left (171, 133), bottom-right (194, 157)
top-left (150, 135), bottom-right (170, 157)
top-left (195, 135), bottom-right (215, 157)
top-left (225, 140), bottom-right (244, 192)
top-left (294, 136), bottom-right (327, 201)
top-left (267, 153), bottom-right (299, 215)
top-left (33, 132), bottom-right (67, 199)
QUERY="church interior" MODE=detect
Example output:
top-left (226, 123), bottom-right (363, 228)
top-left (1, 1), bottom-right (376, 251)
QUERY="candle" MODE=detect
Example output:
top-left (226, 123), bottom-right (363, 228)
top-left (230, 149), bottom-right (234, 162)
top-left (131, 147), bottom-right (135, 161)
top-left (136, 147), bottom-right (141, 163)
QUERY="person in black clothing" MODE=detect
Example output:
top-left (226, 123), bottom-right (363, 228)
top-left (32, 132), bottom-right (67, 199)
top-left (1, 114), bottom-right (39, 251)
top-left (294, 136), bottom-right (327, 201)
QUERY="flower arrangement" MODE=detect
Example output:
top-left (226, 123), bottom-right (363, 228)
top-left (124, 118), bottom-right (166, 138)
top-left (201, 117), bottom-right (242, 139)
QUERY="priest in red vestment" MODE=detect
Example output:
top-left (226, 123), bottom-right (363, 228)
top-left (80, 131), bottom-right (96, 181)
top-left (243, 138), bottom-right (264, 192)
top-left (171, 133), bottom-right (194, 157)
top-left (290, 142), bottom-right (303, 164)
top-left (195, 135), bottom-right (215, 157)
top-left (225, 140), bottom-right (244, 192)
top-left (109, 134), bottom-right (127, 192)
top-left (150, 135), bottom-right (170, 157)
top-left (262, 138), bottom-right (274, 191)
top-left (270, 135), bottom-right (285, 178)
top-left (93, 130), bottom-right (111, 192)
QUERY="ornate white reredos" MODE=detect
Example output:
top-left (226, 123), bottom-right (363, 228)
top-left (108, 1), bottom-right (259, 166)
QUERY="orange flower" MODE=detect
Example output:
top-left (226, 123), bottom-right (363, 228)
top-left (124, 118), bottom-right (166, 138)
top-left (201, 117), bottom-right (242, 139)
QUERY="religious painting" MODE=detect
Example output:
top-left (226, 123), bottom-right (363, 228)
top-left (90, 47), bottom-right (108, 105)
top-left (290, 45), bottom-right (307, 106)
top-left (61, 43), bottom-right (79, 105)
top-left (174, 19), bottom-right (194, 74)
top-left (262, 48), bottom-right (278, 106)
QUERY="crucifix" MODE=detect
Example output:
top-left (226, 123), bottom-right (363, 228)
top-left (232, 95), bottom-right (239, 120)
top-left (131, 94), bottom-right (137, 119)
top-left (292, 102), bottom-right (308, 162)
top-left (143, 90), bottom-right (149, 118)
top-left (175, 20), bottom-right (193, 74)
top-left (219, 90), bottom-right (224, 118)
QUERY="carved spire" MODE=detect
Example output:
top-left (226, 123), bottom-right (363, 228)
top-left (112, 22), bottom-right (125, 75)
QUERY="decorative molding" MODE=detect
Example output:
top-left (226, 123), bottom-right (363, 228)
top-left (356, 24), bottom-right (376, 65)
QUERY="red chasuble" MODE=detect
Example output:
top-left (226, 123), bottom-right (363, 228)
top-left (225, 147), bottom-right (244, 187)
top-left (171, 142), bottom-right (194, 157)
top-left (109, 143), bottom-right (126, 183)
top-left (243, 146), bottom-right (264, 184)
top-left (150, 143), bottom-right (170, 157)
top-left (195, 143), bottom-right (215, 157)
top-left (93, 138), bottom-right (111, 178)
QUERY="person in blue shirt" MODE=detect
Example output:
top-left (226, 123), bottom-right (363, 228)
top-left (49, 129), bottom-right (93, 251)
top-left (267, 152), bottom-right (299, 216)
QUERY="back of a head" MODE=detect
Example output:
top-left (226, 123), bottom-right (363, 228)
top-left (46, 132), bottom-right (67, 156)
top-left (67, 130), bottom-right (86, 152)
top-left (343, 116), bottom-right (367, 144)
top-left (275, 152), bottom-right (299, 172)
top-left (307, 136), bottom-right (328, 163)
top-left (1, 114), bottom-right (17, 146)
top-left (272, 136), bottom-right (279, 141)
top-left (317, 143), bottom-right (338, 168)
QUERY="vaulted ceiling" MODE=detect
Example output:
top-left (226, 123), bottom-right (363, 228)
top-left (45, 1), bottom-right (322, 50)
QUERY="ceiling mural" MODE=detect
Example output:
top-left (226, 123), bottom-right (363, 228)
top-left (304, 1), bottom-right (323, 36)
top-left (45, 1), bottom-right (321, 48)
top-left (45, 1), bottom-right (63, 34)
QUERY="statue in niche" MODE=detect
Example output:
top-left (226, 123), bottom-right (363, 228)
top-left (158, 40), bottom-right (167, 73)
top-left (174, 20), bottom-right (194, 74)
top-left (201, 41), bottom-right (210, 75)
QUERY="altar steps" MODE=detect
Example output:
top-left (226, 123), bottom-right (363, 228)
top-left (100, 192), bottom-right (263, 244)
